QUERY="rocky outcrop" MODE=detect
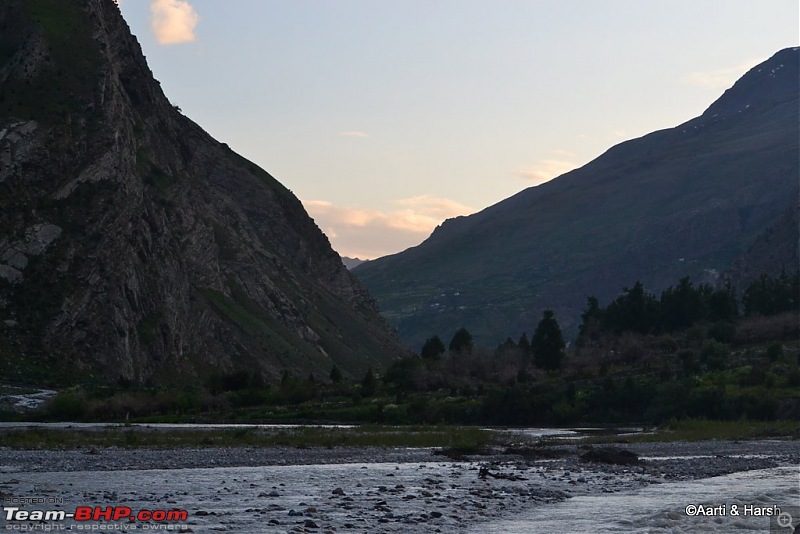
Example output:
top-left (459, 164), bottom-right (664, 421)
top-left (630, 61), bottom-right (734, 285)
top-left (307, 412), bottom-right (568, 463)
top-left (0, 0), bottom-right (406, 385)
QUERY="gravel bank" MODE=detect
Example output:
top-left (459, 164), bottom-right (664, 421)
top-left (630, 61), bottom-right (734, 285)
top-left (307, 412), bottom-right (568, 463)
top-left (0, 440), bottom-right (796, 532)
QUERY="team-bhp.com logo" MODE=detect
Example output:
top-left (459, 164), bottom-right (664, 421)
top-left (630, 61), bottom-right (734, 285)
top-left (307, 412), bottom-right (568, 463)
top-left (4, 506), bottom-right (188, 522)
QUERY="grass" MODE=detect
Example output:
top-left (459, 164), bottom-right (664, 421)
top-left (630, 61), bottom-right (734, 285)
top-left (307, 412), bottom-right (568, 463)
top-left (1, 415), bottom-right (795, 451)
top-left (584, 418), bottom-right (800, 444)
top-left (0, 424), bottom-right (494, 450)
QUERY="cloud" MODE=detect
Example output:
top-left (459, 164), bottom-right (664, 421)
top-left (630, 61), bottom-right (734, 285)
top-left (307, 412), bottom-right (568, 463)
top-left (517, 159), bottom-right (577, 185)
top-left (150, 0), bottom-right (199, 45)
top-left (684, 59), bottom-right (760, 89)
top-left (339, 131), bottom-right (371, 138)
top-left (303, 195), bottom-right (475, 259)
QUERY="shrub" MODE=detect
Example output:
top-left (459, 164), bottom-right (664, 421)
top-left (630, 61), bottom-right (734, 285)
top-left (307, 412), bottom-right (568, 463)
top-left (46, 392), bottom-right (88, 420)
top-left (708, 321), bottom-right (736, 343)
top-left (766, 342), bottom-right (783, 362)
top-left (783, 366), bottom-right (800, 388)
top-left (678, 349), bottom-right (700, 375)
top-left (700, 340), bottom-right (729, 370)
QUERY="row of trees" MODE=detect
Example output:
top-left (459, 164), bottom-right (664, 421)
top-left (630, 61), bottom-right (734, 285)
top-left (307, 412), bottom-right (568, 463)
top-left (742, 271), bottom-right (799, 317)
top-left (419, 273), bottom-right (797, 368)
top-left (578, 272), bottom-right (799, 343)
top-left (420, 310), bottom-right (567, 371)
top-left (579, 277), bottom-right (737, 341)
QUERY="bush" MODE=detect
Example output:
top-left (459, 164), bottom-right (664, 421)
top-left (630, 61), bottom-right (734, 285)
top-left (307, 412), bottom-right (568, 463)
top-left (678, 349), bottom-right (700, 375)
top-left (736, 389), bottom-right (778, 420)
top-left (782, 366), bottom-right (800, 388)
top-left (708, 321), bottom-right (736, 343)
top-left (739, 366), bottom-right (767, 387)
top-left (766, 342), bottom-right (783, 362)
top-left (46, 392), bottom-right (88, 420)
top-left (361, 367), bottom-right (377, 397)
top-left (700, 340), bottom-right (730, 370)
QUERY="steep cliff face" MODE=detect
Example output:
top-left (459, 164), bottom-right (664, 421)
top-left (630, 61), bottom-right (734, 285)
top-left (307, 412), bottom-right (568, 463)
top-left (0, 0), bottom-right (405, 385)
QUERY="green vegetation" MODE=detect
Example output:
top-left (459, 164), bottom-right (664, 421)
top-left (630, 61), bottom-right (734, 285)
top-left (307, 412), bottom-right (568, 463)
top-left (531, 310), bottom-right (566, 371)
top-left (421, 335), bottom-right (446, 360)
top-left (579, 276), bottom-right (741, 338)
top-left (0, 0), bottom-right (102, 124)
top-left (0, 425), bottom-right (493, 451)
top-left (143, 164), bottom-right (178, 193)
top-left (3, 274), bottom-right (797, 447)
top-left (743, 271), bottom-right (799, 316)
top-left (448, 328), bottom-right (474, 354)
top-left (586, 419), bottom-right (800, 444)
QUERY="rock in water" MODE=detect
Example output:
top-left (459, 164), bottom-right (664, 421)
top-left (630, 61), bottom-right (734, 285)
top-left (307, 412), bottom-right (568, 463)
top-left (0, 0), bottom-right (406, 385)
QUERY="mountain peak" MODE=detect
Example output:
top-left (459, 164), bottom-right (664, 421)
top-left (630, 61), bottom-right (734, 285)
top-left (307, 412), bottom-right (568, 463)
top-left (702, 47), bottom-right (798, 118)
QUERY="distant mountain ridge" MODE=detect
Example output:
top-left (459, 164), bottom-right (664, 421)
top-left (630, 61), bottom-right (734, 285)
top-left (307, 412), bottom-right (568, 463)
top-left (341, 257), bottom-right (368, 270)
top-left (0, 0), bottom-right (406, 385)
top-left (355, 48), bottom-right (800, 348)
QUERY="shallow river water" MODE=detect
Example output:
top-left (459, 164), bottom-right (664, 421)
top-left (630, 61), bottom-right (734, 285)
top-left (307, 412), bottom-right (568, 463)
top-left (3, 462), bottom-right (797, 533)
top-left (1, 428), bottom-right (797, 533)
top-left (473, 466), bottom-right (799, 533)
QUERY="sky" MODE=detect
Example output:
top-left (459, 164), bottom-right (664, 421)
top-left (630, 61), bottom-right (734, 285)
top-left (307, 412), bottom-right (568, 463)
top-left (116, 0), bottom-right (798, 259)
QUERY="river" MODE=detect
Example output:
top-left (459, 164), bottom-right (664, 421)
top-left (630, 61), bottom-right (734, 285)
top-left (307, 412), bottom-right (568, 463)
top-left (473, 466), bottom-right (799, 533)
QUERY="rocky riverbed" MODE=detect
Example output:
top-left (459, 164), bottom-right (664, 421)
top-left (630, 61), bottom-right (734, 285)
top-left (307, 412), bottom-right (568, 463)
top-left (0, 440), bottom-right (797, 532)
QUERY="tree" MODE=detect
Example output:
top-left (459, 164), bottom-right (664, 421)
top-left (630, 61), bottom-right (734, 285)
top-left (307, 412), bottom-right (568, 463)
top-left (517, 333), bottom-right (531, 353)
top-left (743, 271), bottom-right (799, 316)
top-left (329, 364), bottom-right (342, 384)
top-left (531, 310), bottom-right (565, 371)
top-left (361, 367), bottom-right (377, 397)
top-left (495, 337), bottom-right (517, 356)
top-left (703, 283), bottom-right (738, 322)
top-left (420, 335), bottom-right (446, 360)
top-left (659, 277), bottom-right (704, 331)
top-left (448, 327), bottom-right (474, 354)
top-left (577, 295), bottom-right (606, 347)
top-left (604, 281), bottom-right (659, 333)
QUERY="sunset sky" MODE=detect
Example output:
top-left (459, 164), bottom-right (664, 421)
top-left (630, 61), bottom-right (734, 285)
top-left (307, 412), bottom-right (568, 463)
top-left (116, 0), bottom-right (798, 259)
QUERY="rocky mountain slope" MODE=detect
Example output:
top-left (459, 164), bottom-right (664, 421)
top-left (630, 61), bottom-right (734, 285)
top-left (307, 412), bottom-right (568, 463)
top-left (726, 205), bottom-right (799, 288)
top-left (355, 48), bottom-right (799, 348)
top-left (0, 0), bottom-right (406, 385)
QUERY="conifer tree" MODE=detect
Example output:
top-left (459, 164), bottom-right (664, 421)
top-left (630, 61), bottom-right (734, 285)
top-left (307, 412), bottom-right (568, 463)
top-left (531, 310), bottom-right (565, 371)
top-left (448, 327), bottom-right (474, 354)
top-left (421, 335), bottom-right (446, 359)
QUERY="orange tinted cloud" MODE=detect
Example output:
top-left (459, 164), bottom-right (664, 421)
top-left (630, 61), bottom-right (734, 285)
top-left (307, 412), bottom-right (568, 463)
top-left (303, 196), bottom-right (474, 258)
top-left (151, 0), bottom-right (199, 45)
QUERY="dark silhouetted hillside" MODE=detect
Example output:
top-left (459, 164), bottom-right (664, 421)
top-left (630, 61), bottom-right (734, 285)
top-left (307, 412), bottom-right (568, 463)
top-left (355, 48), bottom-right (799, 348)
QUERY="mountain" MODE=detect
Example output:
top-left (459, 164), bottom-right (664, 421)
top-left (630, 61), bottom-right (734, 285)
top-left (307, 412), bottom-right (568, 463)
top-left (726, 205), bottom-right (799, 288)
top-left (0, 0), bottom-right (406, 386)
top-left (355, 48), bottom-right (800, 349)
top-left (341, 257), bottom-right (368, 270)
